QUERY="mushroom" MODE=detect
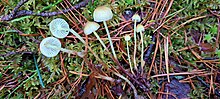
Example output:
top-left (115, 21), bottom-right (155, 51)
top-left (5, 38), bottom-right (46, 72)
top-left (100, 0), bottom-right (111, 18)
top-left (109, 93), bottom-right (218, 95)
top-left (136, 24), bottom-right (145, 75)
top-left (40, 37), bottom-right (77, 57)
top-left (84, 21), bottom-right (108, 51)
top-left (49, 18), bottom-right (86, 44)
top-left (93, 6), bottom-right (117, 59)
top-left (132, 14), bottom-right (141, 71)
top-left (124, 35), bottom-right (135, 75)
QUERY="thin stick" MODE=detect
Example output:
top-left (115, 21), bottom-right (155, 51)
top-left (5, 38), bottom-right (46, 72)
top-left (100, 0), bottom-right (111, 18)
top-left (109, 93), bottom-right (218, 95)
top-left (150, 71), bottom-right (206, 78)
top-left (164, 37), bottom-right (170, 82)
top-left (1, 0), bottom-right (89, 21)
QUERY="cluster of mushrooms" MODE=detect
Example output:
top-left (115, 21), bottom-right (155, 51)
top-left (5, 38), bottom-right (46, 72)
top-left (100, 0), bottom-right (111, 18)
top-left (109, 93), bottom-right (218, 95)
top-left (40, 5), bottom-right (145, 75)
top-left (40, 6), bottom-right (115, 58)
top-left (39, 6), bottom-right (146, 98)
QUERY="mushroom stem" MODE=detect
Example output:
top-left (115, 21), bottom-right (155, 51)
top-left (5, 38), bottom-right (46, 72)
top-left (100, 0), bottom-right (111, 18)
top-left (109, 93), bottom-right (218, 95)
top-left (103, 21), bottom-right (117, 59)
top-left (126, 40), bottom-right (135, 75)
top-left (140, 31), bottom-right (145, 75)
top-left (113, 72), bottom-right (138, 99)
top-left (133, 20), bottom-right (138, 71)
top-left (45, 44), bottom-right (76, 54)
top-left (68, 29), bottom-right (86, 44)
top-left (93, 31), bottom-right (108, 51)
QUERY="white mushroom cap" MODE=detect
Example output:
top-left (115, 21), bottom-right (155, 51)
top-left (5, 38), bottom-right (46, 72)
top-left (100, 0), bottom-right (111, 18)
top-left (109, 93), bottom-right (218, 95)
top-left (49, 18), bottom-right (69, 38)
top-left (40, 37), bottom-right (61, 57)
top-left (93, 6), bottom-right (113, 22)
top-left (137, 24), bottom-right (145, 32)
top-left (124, 35), bottom-right (131, 41)
top-left (132, 14), bottom-right (141, 22)
top-left (84, 21), bottom-right (100, 35)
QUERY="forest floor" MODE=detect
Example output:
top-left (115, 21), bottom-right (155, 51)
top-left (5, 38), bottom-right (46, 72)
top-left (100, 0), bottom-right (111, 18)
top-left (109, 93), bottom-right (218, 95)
top-left (0, 0), bottom-right (220, 98)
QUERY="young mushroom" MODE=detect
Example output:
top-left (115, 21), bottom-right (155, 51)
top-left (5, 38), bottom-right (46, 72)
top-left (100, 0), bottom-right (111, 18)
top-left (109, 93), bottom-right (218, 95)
top-left (136, 24), bottom-right (145, 75)
top-left (49, 18), bottom-right (86, 44)
top-left (84, 21), bottom-right (108, 51)
top-left (93, 6), bottom-right (117, 59)
top-left (124, 35), bottom-right (135, 75)
top-left (40, 37), bottom-right (77, 57)
top-left (132, 14), bottom-right (141, 71)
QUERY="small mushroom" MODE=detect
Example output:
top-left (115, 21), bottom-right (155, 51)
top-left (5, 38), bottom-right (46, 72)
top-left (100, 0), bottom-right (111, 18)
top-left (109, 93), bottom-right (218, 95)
top-left (93, 6), bottom-right (117, 59)
top-left (132, 14), bottom-right (141, 71)
top-left (136, 24), bottom-right (145, 75)
top-left (40, 37), bottom-right (76, 57)
top-left (84, 21), bottom-right (108, 51)
top-left (49, 18), bottom-right (86, 44)
top-left (124, 35), bottom-right (135, 75)
top-left (93, 6), bottom-right (113, 22)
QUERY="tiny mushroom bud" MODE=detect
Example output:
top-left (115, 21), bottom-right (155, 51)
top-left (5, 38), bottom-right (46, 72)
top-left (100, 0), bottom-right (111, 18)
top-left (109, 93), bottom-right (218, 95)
top-left (124, 35), bottom-right (131, 41)
top-left (93, 6), bottom-right (117, 59)
top-left (40, 37), bottom-right (76, 57)
top-left (137, 24), bottom-right (145, 32)
top-left (49, 18), bottom-right (86, 44)
top-left (132, 14), bottom-right (141, 22)
top-left (131, 14), bottom-right (141, 71)
top-left (136, 24), bottom-right (145, 75)
top-left (84, 21), bottom-right (108, 51)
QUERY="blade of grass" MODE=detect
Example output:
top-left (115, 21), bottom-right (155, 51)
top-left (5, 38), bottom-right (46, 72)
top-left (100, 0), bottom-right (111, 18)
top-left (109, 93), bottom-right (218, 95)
top-left (33, 54), bottom-right (45, 88)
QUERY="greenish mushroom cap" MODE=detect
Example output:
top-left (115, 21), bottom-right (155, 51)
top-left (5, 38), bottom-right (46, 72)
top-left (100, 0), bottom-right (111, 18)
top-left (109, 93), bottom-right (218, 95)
top-left (49, 18), bottom-right (69, 38)
top-left (40, 37), bottom-right (61, 57)
top-left (84, 21), bottom-right (100, 35)
top-left (124, 35), bottom-right (131, 41)
top-left (136, 24), bottom-right (145, 32)
top-left (132, 14), bottom-right (141, 22)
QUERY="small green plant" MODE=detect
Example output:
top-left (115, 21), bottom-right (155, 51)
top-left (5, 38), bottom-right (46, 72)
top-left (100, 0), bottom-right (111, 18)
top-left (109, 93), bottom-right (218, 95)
top-left (204, 34), bottom-right (213, 43)
top-left (216, 49), bottom-right (220, 58)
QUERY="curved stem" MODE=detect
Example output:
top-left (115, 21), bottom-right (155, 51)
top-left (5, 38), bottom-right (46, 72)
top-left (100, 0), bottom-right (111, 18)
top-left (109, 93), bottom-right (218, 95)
top-left (93, 31), bottom-right (108, 51)
top-left (103, 21), bottom-right (117, 59)
top-left (126, 41), bottom-right (135, 75)
top-left (133, 20), bottom-right (138, 71)
top-left (46, 44), bottom-right (76, 54)
top-left (140, 31), bottom-right (145, 75)
top-left (60, 48), bottom-right (76, 54)
top-left (69, 29), bottom-right (86, 44)
top-left (113, 72), bottom-right (138, 99)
